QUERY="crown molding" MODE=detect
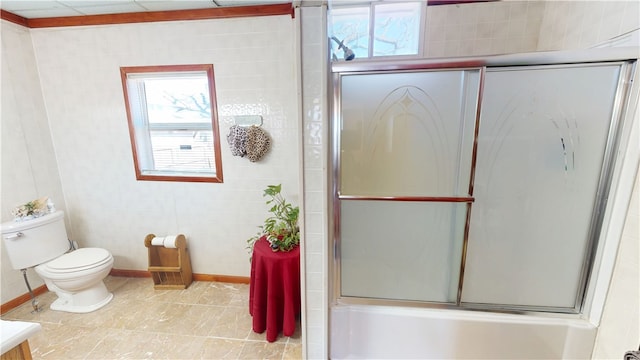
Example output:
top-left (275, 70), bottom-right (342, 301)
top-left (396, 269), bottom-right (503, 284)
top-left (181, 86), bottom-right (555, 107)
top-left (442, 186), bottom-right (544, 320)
top-left (1, 9), bottom-right (28, 27)
top-left (1, 3), bottom-right (293, 29)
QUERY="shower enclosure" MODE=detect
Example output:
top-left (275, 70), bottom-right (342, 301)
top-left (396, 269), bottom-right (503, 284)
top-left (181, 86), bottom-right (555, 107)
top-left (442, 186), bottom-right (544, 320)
top-left (330, 49), bottom-right (639, 358)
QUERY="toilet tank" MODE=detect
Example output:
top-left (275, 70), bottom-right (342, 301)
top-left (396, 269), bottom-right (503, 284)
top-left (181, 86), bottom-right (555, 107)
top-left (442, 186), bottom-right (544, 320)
top-left (1, 211), bottom-right (70, 270)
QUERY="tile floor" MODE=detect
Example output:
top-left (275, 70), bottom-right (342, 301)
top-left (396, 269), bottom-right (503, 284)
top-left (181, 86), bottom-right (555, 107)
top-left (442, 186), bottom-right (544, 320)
top-left (1, 276), bottom-right (302, 359)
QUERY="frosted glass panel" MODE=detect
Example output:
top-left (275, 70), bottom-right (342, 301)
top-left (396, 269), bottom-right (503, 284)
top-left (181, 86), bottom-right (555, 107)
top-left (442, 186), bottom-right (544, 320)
top-left (340, 201), bottom-right (467, 302)
top-left (462, 64), bottom-right (622, 308)
top-left (340, 70), bottom-right (479, 197)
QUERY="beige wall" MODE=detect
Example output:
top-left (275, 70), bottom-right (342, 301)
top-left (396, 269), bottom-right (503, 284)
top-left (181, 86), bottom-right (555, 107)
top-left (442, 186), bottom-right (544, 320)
top-left (1, 21), bottom-right (67, 301)
top-left (424, 0), bottom-right (640, 58)
top-left (537, 0), bottom-right (640, 50)
top-left (1, 15), bottom-right (301, 304)
top-left (424, 0), bottom-right (545, 57)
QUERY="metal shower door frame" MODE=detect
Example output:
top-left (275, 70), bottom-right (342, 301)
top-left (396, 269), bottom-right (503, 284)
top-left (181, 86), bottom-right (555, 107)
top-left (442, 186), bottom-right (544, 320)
top-left (329, 48), bottom-right (638, 315)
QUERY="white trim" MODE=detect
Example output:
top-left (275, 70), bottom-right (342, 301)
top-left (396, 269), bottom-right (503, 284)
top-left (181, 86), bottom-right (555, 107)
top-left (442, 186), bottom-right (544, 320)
top-left (585, 61), bottom-right (640, 326)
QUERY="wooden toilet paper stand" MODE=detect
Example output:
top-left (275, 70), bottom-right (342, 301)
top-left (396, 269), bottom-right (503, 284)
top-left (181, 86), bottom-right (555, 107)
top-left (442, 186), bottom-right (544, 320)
top-left (144, 234), bottom-right (193, 289)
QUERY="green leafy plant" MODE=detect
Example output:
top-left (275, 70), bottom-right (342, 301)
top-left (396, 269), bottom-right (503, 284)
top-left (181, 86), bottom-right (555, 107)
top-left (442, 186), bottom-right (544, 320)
top-left (247, 184), bottom-right (300, 258)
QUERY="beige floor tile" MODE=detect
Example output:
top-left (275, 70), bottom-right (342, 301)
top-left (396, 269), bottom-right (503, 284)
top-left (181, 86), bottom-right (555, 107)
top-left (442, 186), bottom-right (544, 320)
top-left (238, 341), bottom-right (286, 359)
top-left (283, 343), bottom-right (303, 359)
top-left (288, 320), bottom-right (302, 344)
top-left (4, 305), bottom-right (74, 326)
top-left (208, 306), bottom-right (253, 340)
top-left (103, 275), bottom-right (130, 292)
top-left (198, 337), bottom-right (245, 359)
top-left (149, 283), bottom-right (207, 305)
top-left (29, 323), bottom-right (111, 359)
top-left (1, 277), bottom-right (302, 360)
top-left (196, 282), bottom-right (236, 306)
top-left (119, 300), bottom-right (174, 331)
top-left (228, 284), bottom-right (250, 308)
top-left (152, 303), bottom-right (225, 337)
top-left (88, 329), bottom-right (208, 359)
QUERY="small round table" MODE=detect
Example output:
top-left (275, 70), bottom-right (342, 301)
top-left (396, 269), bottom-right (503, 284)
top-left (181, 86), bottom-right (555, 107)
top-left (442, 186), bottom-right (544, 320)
top-left (249, 236), bottom-right (301, 342)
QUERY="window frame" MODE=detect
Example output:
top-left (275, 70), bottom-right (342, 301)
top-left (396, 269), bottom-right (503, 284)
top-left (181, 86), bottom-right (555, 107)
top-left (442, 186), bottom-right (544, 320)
top-left (120, 64), bottom-right (224, 183)
top-left (329, 1), bottom-right (427, 61)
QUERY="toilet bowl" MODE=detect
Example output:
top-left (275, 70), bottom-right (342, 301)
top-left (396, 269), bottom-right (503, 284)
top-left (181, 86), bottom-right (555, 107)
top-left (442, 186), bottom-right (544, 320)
top-left (35, 248), bottom-right (114, 313)
top-left (1, 211), bottom-right (114, 313)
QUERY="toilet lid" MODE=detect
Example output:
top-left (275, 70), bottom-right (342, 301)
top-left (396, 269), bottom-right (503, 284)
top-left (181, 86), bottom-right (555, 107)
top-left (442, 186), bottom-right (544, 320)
top-left (45, 248), bottom-right (111, 273)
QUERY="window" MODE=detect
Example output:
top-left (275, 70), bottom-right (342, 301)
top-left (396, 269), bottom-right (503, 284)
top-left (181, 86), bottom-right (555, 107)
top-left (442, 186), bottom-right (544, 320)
top-left (330, 1), bottom-right (424, 60)
top-left (120, 64), bottom-right (223, 183)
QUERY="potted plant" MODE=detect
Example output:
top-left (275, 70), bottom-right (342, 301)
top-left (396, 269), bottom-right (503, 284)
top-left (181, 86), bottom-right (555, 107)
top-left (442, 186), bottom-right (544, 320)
top-left (247, 184), bottom-right (300, 257)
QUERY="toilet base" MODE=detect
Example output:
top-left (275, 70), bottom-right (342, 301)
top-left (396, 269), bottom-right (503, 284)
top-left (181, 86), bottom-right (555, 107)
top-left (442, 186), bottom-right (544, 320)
top-left (50, 292), bottom-right (113, 313)
top-left (47, 281), bottom-right (114, 313)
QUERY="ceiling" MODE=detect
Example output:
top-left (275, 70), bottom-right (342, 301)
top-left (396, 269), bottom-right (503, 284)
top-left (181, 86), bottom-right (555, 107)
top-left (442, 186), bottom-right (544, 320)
top-left (0, 0), bottom-right (293, 19)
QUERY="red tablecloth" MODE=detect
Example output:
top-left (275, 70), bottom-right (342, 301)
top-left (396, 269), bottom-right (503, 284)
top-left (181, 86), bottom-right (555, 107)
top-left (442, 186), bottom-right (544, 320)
top-left (249, 236), bottom-right (301, 342)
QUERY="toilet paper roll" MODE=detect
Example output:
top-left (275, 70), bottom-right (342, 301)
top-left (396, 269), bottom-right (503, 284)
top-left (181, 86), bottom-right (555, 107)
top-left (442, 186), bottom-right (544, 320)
top-left (163, 235), bottom-right (178, 248)
top-left (151, 236), bottom-right (165, 246)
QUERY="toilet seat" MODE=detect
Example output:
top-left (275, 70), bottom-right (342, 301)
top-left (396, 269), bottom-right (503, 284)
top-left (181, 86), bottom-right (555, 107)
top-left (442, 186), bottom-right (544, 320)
top-left (42, 248), bottom-right (112, 274)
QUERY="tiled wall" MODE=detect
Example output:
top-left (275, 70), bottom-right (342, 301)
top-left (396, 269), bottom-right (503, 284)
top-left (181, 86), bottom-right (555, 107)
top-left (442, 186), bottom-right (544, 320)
top-left (424, 0), bottom-right (545, 57)
top-left (1, 21), bottom-right (67, 303)
top-left (424, 0), bottom-right (640, 58)
top-left (300, 5), bottom-right (329, 359)
top-left (21, 16), bottom-right (300, 286)
top-left (537, 0), bottom-right (640, 50)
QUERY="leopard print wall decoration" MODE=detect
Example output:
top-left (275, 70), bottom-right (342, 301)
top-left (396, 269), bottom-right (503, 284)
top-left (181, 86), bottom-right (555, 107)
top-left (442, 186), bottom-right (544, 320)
top-left (246, 125), bottom-right (271, 162)
top-left (227, 124), bottom-right (271, 162)
top-left (227, 125), bottom-right (248, 157)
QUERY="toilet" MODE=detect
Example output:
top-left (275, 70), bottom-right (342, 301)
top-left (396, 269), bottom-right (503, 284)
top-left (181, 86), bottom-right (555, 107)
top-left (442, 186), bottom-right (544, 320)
top-left (1, 211), bottom-right (114, 313)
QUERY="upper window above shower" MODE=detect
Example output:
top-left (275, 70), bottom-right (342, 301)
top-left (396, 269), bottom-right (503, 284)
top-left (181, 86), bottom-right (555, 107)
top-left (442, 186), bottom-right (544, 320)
top-left (329, 1), bottom-right (425, 60)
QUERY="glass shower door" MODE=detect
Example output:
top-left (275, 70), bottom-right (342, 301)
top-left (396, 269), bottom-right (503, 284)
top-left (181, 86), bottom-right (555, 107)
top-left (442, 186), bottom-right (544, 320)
top-left (337, 69), bottom-right (480, 302)
top-left (461, 63), bottom-right (625, 310)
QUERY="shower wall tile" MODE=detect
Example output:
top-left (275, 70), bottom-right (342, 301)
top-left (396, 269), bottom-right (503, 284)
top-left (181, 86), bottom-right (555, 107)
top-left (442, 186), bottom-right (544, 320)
top-left (423, 0), bottom-right (638, 57)
top-left (305, 329), bottom-right (325, 357)
top-left (537, 0), bottom-right (640, 50)
top-left (620, 1), bottom-right (640, 35)
top-left (303, 145), bottom-right (324, 170)
top-left (424, 0), bottom-right (544, 57)
top-left (306, 122), bottom-right (324, 146)
top-left (304, 191), bottom-right (324, 213)
top-left (303, 212), bottom-right (324, 236)
top-left (306, 273), bottom-right (324, 296)
top-left (301, 6), bottom-right (329, 359)
top-left (303, 232), bottom-right (324, 253)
